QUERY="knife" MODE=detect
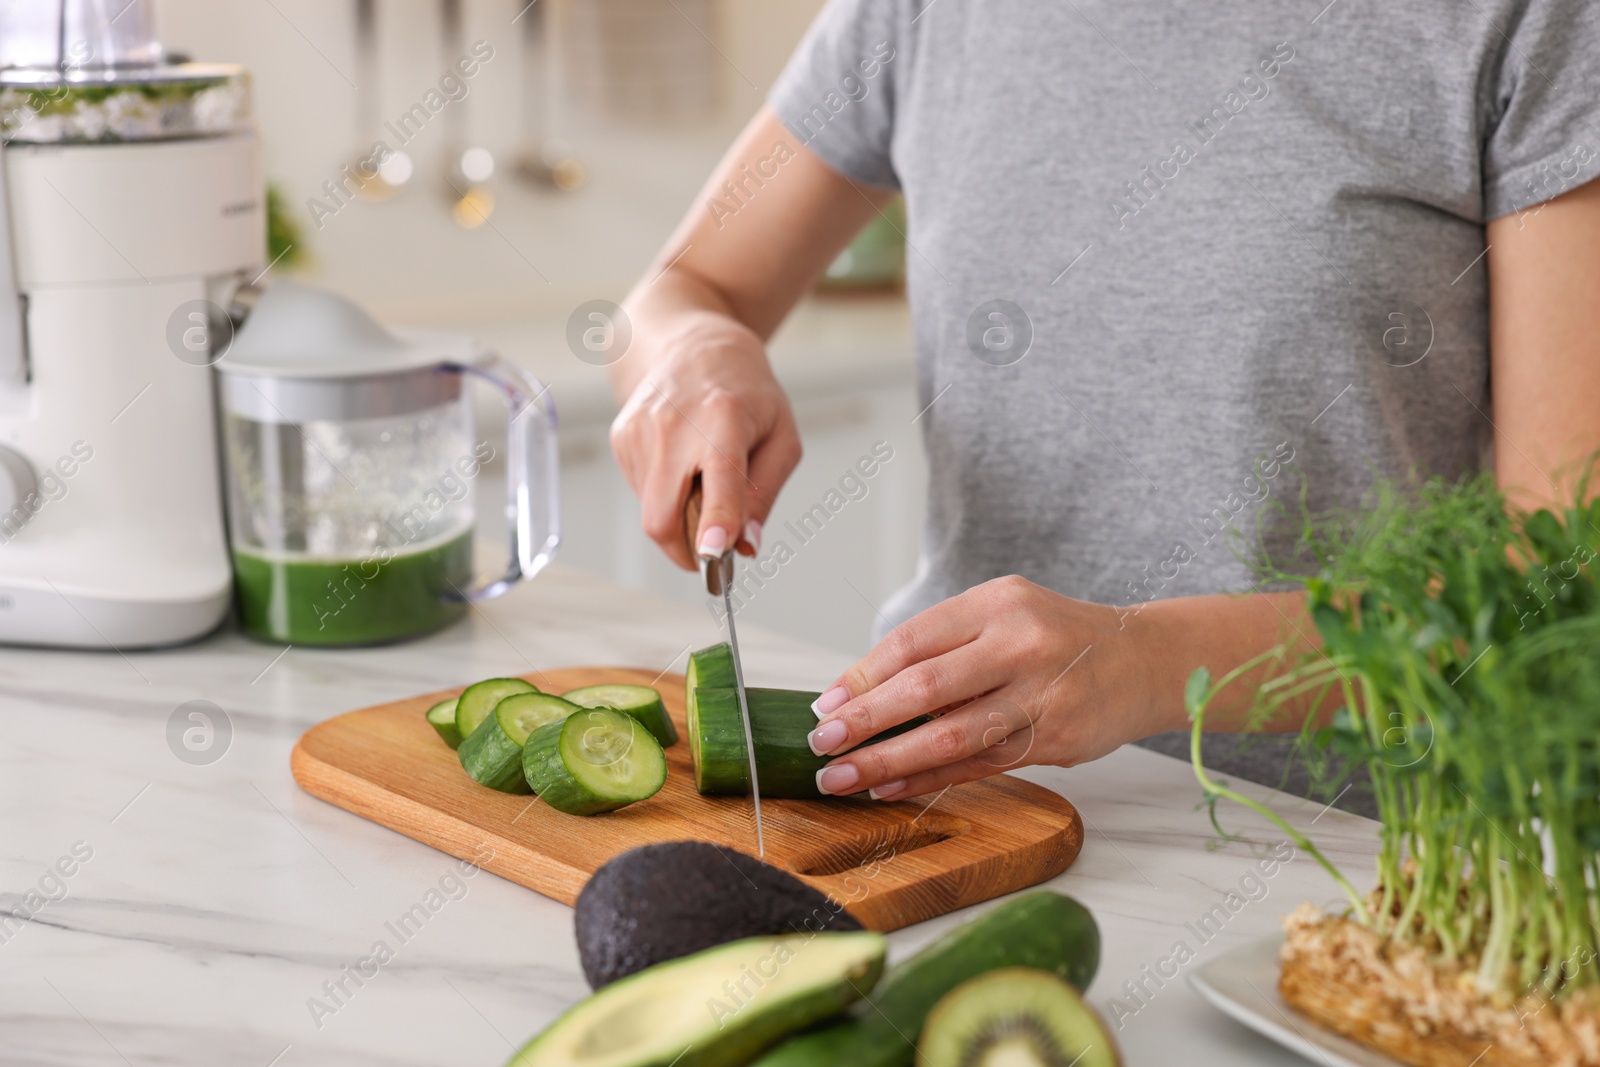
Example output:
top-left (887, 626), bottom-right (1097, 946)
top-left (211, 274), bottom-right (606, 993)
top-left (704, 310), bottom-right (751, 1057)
top-left (685, 476), bottom-right (766, 857)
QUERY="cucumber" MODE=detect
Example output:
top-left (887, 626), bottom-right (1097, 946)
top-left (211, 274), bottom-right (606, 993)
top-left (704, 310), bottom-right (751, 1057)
top-left (455, 677), bottom-right (539, 741)
top-left (561, 683), bottom-right (678, 748)
top-left (693, 687), bottom-right (927, 798)
top-left (426, 698), bottom-right (462, 749)
top-left (687, 642), bottom-right (737, 691)
top-left (693, 687), bottom-right (821, 796)
top-left (506, 931), bottom-right (887, 1067)
top-left (751, 892), bottom-right (1101, 1067)
top-left (685, 643), bottom-right (737, 754)
top-left (523, 707), bottom-right (668, 815)
top-left (459, 693), bottom-right (582, 793)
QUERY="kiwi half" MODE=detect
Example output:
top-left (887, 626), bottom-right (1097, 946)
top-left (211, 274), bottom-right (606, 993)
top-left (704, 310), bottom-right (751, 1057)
top-left (915, 967), bottom-right (1122, 1067)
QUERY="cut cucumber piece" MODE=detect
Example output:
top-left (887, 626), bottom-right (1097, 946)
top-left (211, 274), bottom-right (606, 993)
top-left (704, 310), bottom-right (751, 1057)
top-left (523, 707), bottom-right (668, 815)
top-left (460, 693), bottom-right (582, 793)
top-left (753, 892), bottom-right (1101, 1067)
top-left (562, 684), bottom-right (677, 748)
top-left (506, 931), bottom-right (887, 1067)
top-left (916, 968), bottom-right (1121, 1067)
top-left (685, 643), bottom-right (736, 755)
top-left (426, 698), bottom-right (462, 749)
top-left (692, 687), bottom-right (926, 798)
top-left (687, 643), bottom-right (736, 690)
top-left (694, 687), bottom-right (819, 796)
top-left (455, 677), bottom-right (539, 741)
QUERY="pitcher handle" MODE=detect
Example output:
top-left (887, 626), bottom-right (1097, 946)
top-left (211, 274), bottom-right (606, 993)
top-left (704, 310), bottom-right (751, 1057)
top-left (450, 356), bottom-right (560, 601)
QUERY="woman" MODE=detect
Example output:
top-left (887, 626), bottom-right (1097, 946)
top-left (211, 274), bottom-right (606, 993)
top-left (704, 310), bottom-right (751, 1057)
top-left (607, 0), bottom-right (1600, 807)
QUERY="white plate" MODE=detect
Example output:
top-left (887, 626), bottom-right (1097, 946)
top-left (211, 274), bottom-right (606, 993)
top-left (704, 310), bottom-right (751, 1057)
top-left (1187, 934), bottom-right (1406, 1067)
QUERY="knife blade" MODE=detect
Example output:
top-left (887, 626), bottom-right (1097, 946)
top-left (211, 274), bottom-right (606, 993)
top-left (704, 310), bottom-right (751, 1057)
top-left (685, 477), bottom-right (766, 857)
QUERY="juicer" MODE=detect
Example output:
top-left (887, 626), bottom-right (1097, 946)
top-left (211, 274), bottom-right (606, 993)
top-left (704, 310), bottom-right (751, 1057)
top-left (0, 0), bottom-right (261, 647)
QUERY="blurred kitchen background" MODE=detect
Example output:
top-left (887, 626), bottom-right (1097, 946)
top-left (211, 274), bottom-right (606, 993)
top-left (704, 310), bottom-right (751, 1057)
top-left (156, 0), bottom-right (923, 655)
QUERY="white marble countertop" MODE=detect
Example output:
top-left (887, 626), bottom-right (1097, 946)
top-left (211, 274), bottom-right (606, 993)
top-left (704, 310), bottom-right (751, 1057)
top-left (0, 565), bottom-right (1378, 1067)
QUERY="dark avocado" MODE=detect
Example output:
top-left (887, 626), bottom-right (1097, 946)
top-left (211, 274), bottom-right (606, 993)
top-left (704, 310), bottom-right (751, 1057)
top-left (575, 841), bottom-right (864, 988)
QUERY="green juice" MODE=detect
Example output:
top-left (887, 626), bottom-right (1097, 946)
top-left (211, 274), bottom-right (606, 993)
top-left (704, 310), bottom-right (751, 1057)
top-left (232, 530), bottom-right (474, 646)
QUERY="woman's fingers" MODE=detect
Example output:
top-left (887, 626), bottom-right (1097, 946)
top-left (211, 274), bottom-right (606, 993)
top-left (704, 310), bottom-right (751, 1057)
top-left (638, 444), bottom-right (698, 571)
top-left (865, 750), bottom-right (1023, 803)
top-left (739, 417), bottom-right (801, 555)
top-left (814, 694), bottom-right (1039, 795)
top-left (812, 590), bottom-right (990, 720)
top-left (608, 312), bottom-right (800, 571)
top-left (694, 440), bottom-right (750, 559)
top-left (808, 641), bottom-right (1011, 757)
top-left (631, 385), bottom-right (770, 569)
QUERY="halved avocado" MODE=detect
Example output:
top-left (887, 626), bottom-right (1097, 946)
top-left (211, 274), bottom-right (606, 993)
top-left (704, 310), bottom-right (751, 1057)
top-left (575, 842), bottom-right (864, 989)
top-left (507, 931), bottom-right (887, 1067)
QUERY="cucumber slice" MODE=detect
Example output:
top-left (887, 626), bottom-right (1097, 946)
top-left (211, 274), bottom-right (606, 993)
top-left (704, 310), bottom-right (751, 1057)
top-left (523, 707), bottom-right (668, 815)
top-left (426, 698), bottom-right (462, 749)
top-left (687, 643), bottom-right (736, 690)
top-left (753, 892), bottom-right (1101, 1067)
top-left (460, 693), bottom-right (582, 793)
top-left (693, 687), bottom-right (926, 798)
top-left (507, 931), bottom-right (887, 1067)
top-left (455, 677), bottom-right (539, 741)
top-left (915, 968), bottom-right (1121, 1067)
top-left (561, 684), bottom-right (677, 748)
top-left (686, 643), bottom-right (737, 759)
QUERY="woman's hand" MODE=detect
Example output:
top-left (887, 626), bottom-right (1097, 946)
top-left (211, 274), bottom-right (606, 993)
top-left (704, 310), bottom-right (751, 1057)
top-left (808, 577), bottom-right (1325, 800)
top-left (610, 308), bottom-right (801, 570)
top-left (805, 576), bottom-right (1174, 800)
top-left (604, 108), bottom-right (886, 570)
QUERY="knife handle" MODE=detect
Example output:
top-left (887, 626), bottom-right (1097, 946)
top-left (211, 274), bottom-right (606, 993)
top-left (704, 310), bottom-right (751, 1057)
top-left (683, 473), bottom-right (705, 559)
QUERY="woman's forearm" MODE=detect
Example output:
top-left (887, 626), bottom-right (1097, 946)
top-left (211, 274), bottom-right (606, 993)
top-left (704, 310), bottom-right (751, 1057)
top-left (609, 105), bottom-right (889, 407)
top-left (1128, 590), bottom-right (1330, 734)
top-left (1488, 177), bottom-right (1600, 511)
top-left (604, 107), bottom-right (886, 564)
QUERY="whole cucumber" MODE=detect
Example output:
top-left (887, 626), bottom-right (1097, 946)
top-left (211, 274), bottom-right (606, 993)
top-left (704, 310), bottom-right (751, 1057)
top-left (750, 891), bottom-right (1100, 1067)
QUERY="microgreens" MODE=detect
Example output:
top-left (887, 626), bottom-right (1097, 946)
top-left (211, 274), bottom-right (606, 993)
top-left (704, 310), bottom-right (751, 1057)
top-left (1189, 471), bottom-right (1600, 1000)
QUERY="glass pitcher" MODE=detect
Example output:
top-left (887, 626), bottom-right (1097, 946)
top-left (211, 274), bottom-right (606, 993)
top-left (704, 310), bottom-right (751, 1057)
top-left (215, 282), bottom-right (558, 646)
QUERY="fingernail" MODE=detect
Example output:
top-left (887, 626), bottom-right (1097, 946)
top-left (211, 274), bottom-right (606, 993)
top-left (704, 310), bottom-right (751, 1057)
top-left (869, 780), bottom-right (906, 801)
top-left (697, 526), bottom-right (728, 557)
top-left (808, 718), bottom-right (848, 756)
top-left (811, 685), bottom-right (849, 719)
top-left (816, 762), bottom-right (859, 796)
top-left (744, 520), bottom-right (763, 554)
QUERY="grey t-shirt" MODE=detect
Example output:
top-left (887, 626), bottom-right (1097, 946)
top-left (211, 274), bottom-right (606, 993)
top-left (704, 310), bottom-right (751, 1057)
top-left (769, 0), bottom-right (1600, 808)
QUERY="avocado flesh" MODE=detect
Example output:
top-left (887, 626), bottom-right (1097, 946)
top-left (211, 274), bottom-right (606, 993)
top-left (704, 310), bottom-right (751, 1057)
top-left (575, 841), bottom-right (863, 989)
top-left (508, 931), bottom-right (887, 1067)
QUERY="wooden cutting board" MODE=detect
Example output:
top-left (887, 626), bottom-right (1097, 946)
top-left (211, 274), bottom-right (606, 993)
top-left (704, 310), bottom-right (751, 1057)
top-left (291, 666), bottom-right (1084, 931)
